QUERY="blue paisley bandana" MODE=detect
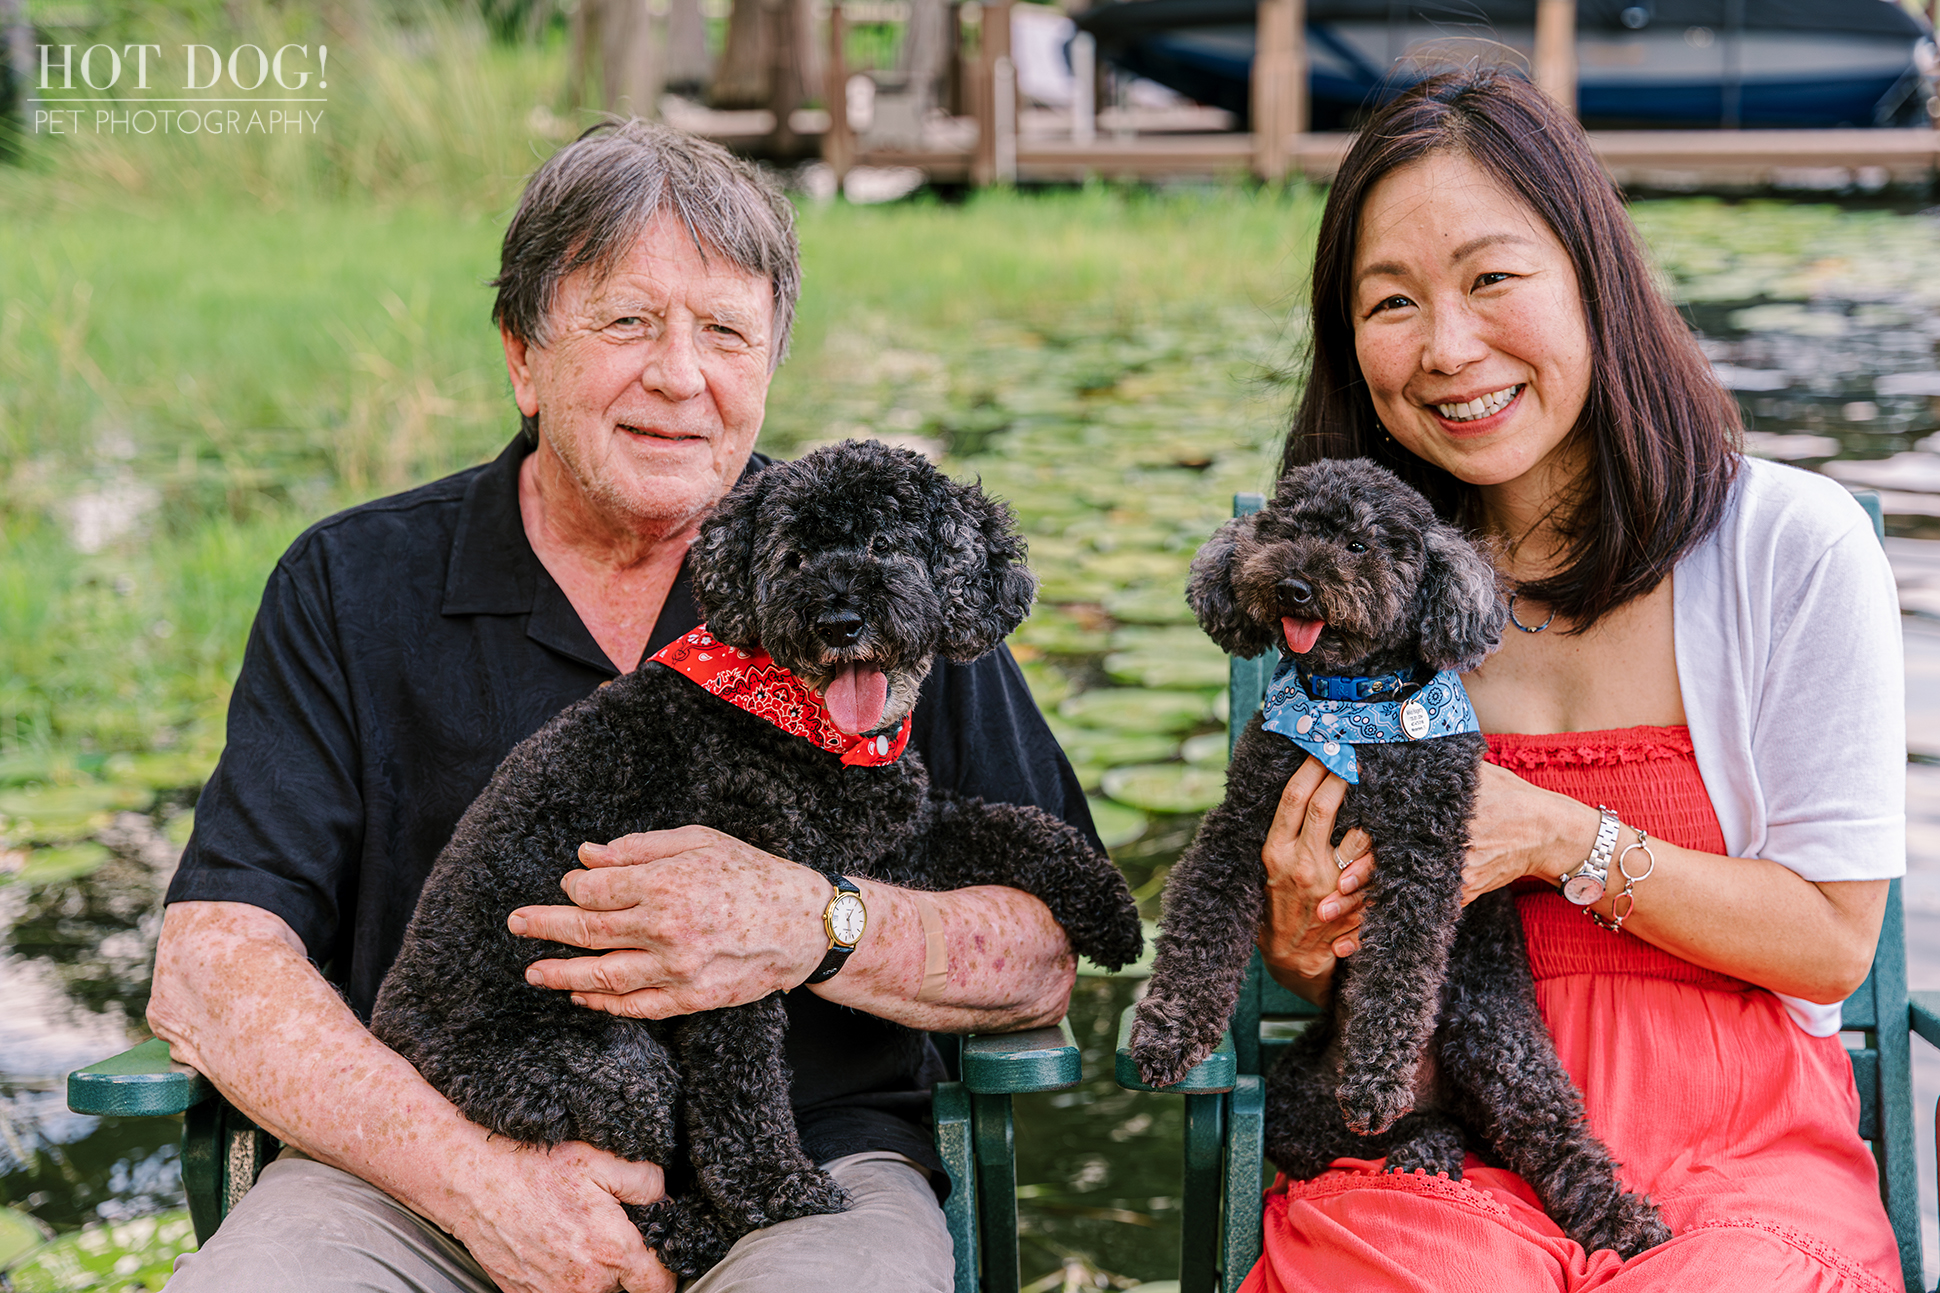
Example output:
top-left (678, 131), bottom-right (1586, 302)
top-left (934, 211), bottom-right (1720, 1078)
top-left (1260, 657), bottom-right (1481, 784)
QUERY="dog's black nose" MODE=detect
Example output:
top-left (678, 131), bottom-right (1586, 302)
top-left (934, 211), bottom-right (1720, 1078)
top-left (1280, 577), bottom-right (1314, 606)
top-left (817, 609), bottom-right (865, 645)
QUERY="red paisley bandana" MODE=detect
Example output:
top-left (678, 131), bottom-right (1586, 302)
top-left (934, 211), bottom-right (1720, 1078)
top-left (648, 626), bottom-right (912, 767)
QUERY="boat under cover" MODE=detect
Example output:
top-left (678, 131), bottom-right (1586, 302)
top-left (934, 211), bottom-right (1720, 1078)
top-left (1072, 0), bottom-right (1939, 129)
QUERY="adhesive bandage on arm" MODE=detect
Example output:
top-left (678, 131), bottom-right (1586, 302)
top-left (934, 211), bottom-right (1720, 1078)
top-left (914, 893), bottom-right (949, 1002)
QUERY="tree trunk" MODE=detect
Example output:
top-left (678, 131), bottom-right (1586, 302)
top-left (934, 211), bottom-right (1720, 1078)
top-left (665, 0), bottom-right (713, 97)
top-left (900, 0), bottom-right (949, 119)
top-left (711, 0), bottom-right (773, 108)
top-left (763, 0), bottom-right (807, 157)
top-left (609, 0), bottom-right (665, 119)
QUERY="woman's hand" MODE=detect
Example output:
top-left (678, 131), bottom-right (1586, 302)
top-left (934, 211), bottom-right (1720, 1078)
top-left (1256, 757), bottom-right (1375, 1004)
top-left (1461, 762), bottom-right (1604, 905)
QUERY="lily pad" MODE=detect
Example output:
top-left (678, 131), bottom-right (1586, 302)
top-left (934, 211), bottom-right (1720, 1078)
top-left (1014, 611), bottom-right (1111, 656)
top-left (1048, 726), bottom-right (1179, 768)
top-left (0, 1205), bottom-right (53, 1270)
top-left (5, 1210), bottom-right (195, 1292)
top-left (1058, 689), bottom-right (1214, 734)
top-left (1086, 797), bottom-right (1148, 850)
top-left (0, 783), bottom-right (148, 844)
top-left (1102, 586), bottom-right (1196, 625)
top-left (102, 751), bottom-right (216, 793)
top-left (1104, 651), bottom-right (1231, 690)
top-left (1079, 918), bottom-right (1160, 978)
top-left (1181, 732), bottom-right (1231, 767)
top-left (1102, 763), bottom-right (1228, 815)
top-left (1018, 662), bottom-right (1073, 710)
top-left (1037, 574), bottom-right (1118, 605)
top-left (7, 843), bottom-right (114, 887)
top-left (1080, 551), bottom-right (1190, 585)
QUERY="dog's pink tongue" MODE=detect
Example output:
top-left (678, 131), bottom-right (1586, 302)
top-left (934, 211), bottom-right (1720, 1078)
top-left (825, 664), bottom-right (889, 735)
top-left (1282, 617), bottom-right (1325, 654)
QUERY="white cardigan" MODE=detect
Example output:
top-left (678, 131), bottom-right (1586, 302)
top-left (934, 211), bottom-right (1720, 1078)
top-left (1674, 455), bottom-right (1906, 1036)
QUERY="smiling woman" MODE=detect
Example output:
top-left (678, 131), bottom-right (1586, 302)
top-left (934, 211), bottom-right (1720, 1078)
top-left (1287, 72), bottom-right (1741, 629)
top-left (1349, 154), bottom-right (1593, 502)
top-left (1244, 69), bottom-right (1906, 1293)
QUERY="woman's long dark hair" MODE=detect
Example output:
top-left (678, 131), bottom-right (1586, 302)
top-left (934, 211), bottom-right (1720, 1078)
top-left (1282, 69), bottom-right (1741, 629)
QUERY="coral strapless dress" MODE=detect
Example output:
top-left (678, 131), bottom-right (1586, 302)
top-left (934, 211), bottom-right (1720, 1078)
top-left (1240, 726), bottom-right (1905, 1293)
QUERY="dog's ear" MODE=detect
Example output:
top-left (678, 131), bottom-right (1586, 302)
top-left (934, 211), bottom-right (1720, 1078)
top-left (691, 472), bottom-right (772, 647)
top-left (1187, 515), bottom-right (1277, 658)
top-left (1414, 524), bottom-right (1507, 673)
top-left (933, 475), bottom-right (1038, 661)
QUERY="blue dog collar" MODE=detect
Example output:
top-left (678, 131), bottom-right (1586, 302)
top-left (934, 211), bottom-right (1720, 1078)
top-left (1301, 667), bottom-right (1419, 702)
top-left (1261, 658), bottom-right (1480, 784)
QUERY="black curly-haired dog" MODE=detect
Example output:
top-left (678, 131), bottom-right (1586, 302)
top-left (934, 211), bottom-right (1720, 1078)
top-left (1127, 458), bottom-right (1669, 1259)
top-left (370, 439), bottom-right (1143, 1278)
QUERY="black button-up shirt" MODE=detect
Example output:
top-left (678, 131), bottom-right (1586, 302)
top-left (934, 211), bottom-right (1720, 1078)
top-left (168, 435), bottom-right (1099, 1171)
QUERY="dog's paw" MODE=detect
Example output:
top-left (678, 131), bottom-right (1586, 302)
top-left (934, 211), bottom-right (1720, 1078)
top-left (764, 1168), bottom-right (853, 1223)
top-left (1571, 1193), bottom-right (1673, 1261)
top-left (1380, 1120), bottom-right (1465, 1179)
top-left (1336, 1069), bottom-right (1416, 1136)
top-left (1128, 997), bottom-right (1216, 1089)
top-left (623, 1199), bottom-right (674, 1251)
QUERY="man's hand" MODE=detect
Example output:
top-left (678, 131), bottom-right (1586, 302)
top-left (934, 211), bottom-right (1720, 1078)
top-left (511, 826), bottom-right (828, 1018)
top-left (442, 1138), bottom-right (674, 1293)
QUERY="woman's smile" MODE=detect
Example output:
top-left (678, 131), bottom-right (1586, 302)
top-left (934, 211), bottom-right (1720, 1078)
top-left (1351, 151), bottom-right (1593, 503)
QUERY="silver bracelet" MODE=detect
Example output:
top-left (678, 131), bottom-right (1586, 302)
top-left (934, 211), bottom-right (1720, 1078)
top-left (1587, 825), bottom-right (1654, 933)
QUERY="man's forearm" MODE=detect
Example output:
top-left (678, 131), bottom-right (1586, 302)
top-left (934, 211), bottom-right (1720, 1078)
top-left (147, 901), bottom-right (498, 1227)
top-left (811, 881), bottom-right (1076, 1031)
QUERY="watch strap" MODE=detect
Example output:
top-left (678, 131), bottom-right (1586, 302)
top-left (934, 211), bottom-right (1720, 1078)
top-left (804, 873), bottom-right (862, 986)
top-left (1559, 805), bottom-right (1620, 904)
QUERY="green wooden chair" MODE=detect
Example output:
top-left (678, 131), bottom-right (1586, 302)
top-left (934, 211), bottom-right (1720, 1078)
top-left (67, 1023), bottom-right (1082, 1293)
top-left (1118, 490), bottom-right (1940, 1293)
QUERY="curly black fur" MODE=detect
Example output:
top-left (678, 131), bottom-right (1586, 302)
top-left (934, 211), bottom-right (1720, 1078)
top-left (371, 440), bottom-right (1142, 1278)
top-left (1128, 458), bottom-right (1670, 1260)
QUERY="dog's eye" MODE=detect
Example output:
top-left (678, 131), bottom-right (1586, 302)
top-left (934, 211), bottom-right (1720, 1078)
top-left (868, 534), bottom-right (889, 555)
top-left (1346, 541), bottom-right (1368, 555)
top-left (781, 551), bottom-right (803, 569)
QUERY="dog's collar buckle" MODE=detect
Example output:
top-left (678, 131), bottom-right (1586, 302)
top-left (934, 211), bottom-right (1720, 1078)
top-left (1300, 667), bottom-right (1421, 703)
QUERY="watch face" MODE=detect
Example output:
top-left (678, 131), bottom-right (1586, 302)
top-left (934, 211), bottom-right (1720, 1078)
top-left (828, 893), bottom-right (867, 946)
top-left (1562, 872), bottom-right (1606, 906)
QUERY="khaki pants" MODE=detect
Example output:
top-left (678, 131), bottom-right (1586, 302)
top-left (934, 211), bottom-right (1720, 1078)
top-left (165, 1149), bottom-right (954, 1291)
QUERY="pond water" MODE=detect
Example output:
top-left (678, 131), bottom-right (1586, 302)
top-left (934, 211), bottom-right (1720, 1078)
top-left (4, 192), bottom-right (1940, 1291)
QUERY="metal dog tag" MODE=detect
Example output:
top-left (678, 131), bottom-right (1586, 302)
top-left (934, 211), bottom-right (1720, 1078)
top-left (1400, 697), bottom-right (1430, 740)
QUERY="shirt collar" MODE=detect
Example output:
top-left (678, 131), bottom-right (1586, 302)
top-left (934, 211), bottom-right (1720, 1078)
top-left (440, 433), bottom-right (769, 675)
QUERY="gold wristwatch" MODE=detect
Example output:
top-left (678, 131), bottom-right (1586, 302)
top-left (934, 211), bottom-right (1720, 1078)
top-left (804, 873), bottom-right (866, 985)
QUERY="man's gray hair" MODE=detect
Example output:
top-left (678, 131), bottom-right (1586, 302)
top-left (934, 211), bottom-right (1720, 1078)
top-left (490, 118), bottom-right (801, 377)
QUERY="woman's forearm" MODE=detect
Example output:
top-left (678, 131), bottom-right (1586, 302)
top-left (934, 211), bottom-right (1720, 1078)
top-left (1517, 795), bottom-right (1889, 1003)
top-left (813, 880), bottom-right (1077, 1031)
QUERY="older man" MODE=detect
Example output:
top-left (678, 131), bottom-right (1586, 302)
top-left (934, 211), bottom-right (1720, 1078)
top-left (149, 122), bottom-right (1097, 1293)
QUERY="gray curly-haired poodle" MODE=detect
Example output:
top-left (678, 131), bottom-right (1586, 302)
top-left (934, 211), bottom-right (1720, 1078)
top-left (370, 439), bottom-right (1143, 1278)
top-left (1127, 458), bottom-right (1669, 1259)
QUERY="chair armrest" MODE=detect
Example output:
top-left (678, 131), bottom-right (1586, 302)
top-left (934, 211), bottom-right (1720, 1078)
top-left (960, 1020), bottom-right (1081, 1094)
top-left (67, 1038), bottom-right (214, 1117)
top-left (1911, 990), bottom-right (1940, 1050)
top-left (1113, 1005), bottom-right (1237, 1093)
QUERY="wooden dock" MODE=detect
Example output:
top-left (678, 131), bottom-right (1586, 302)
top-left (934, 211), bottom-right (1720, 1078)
top-left (793, 0), bottom-right (1940, 191)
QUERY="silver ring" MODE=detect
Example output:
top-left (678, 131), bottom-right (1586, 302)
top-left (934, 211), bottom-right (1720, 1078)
top-left (1333, 850), bottom-right (1350, 871)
